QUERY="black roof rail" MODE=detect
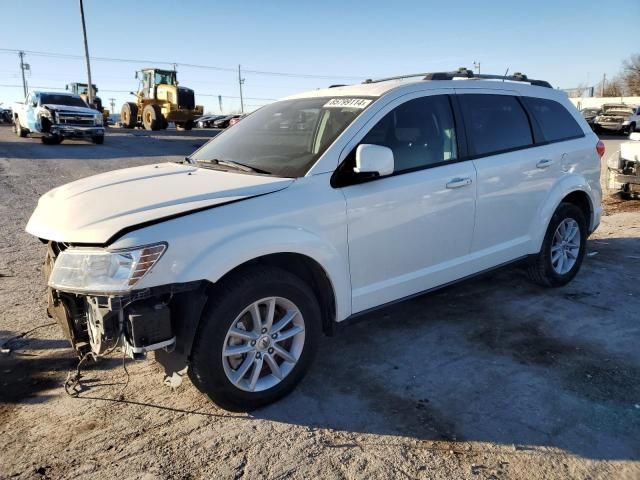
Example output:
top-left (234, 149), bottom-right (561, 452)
top-left (328, 84), bottom-right (347, 88)
top-left (363, 67), bottom-right (552, 88)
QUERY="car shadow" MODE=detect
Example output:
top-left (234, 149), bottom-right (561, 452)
top-left (252, 236), bottom-right (640, 460)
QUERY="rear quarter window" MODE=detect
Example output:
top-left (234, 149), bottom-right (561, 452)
top-left (523, 97), bottom-right (584, 142)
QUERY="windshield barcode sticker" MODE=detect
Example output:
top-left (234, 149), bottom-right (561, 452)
top-left (323, 98), bottom-right (372, 109)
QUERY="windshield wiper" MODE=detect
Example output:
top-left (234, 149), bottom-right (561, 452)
top-left (196, 158), bottom-right (271, 174)
top-left (174, 156), bottom-right (193, 164)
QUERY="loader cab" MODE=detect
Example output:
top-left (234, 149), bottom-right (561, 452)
top-left (138, 69), bottom-right (177, 100)
top-left (66, 83), bottom-right (103, 112)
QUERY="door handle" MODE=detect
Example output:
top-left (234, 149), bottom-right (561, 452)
top-left (446, 177), bottom-right (473, 189)
top-left (536, 159), bottom-right (554, 169)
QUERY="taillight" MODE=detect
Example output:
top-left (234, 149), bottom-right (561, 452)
top-left (596, 140), bottom-right (605, 158)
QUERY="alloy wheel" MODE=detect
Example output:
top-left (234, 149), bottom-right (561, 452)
top-left (222, 296), bottom-right (305, 392)
top-left (551, 218), bottom-right (580, 275)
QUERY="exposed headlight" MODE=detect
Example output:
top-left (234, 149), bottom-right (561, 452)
top-left (94, 114), bottom-right (103, 126)
top-left (48, 243), bottom-right (166, 293)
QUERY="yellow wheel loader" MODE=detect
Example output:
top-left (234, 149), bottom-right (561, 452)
top-left (120, 68), bottom-right (203, 131)
top-left (66, 83), bottom-right (110, 124)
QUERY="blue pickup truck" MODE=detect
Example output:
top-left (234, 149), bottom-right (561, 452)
top-left (13, 91), bottom-right (105, 144)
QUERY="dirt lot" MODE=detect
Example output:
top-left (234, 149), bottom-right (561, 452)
top-left (0, 126), bottom-right (639, 479)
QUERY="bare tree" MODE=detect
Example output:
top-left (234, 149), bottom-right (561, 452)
top-left (568, 83), bottom-right (589, 98)
top-left (622, 54), bottom-right (640, 95)
top-left (597, 76), bottom-right (625, 97)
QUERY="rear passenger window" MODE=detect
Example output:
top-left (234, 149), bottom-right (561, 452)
top-left (523, 97), bottom-right (583, 142)
top-left (360, 95), bottom-right (457, 173)
top-left (458, 94), bottom-right (533, 156)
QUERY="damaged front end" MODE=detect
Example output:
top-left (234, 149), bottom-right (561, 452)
top-left (44, 241), bottom-right (207, 378)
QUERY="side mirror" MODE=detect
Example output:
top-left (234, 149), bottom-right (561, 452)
top-left (354, 144), bottom-right (394, 177)
top-left (129, 91), bottom-right (136, 96)
top-left (629, 132), bottom-right (640, 141)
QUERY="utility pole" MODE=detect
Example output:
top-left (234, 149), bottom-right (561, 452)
top-left (473, 61), bottom-right (481, 75)
top-left (238, 64), bottom-right (245, 113)
top-left (109, 97), bottom-right (116, 112)
top-left (18, 51), bottom-right (28, 98)
top-left (79, 0), bottom-right (94, 106)
top-left (601, 73), bottom-right (606, 97)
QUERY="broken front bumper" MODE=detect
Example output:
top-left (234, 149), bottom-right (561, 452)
top-left (596, 122), bottom-right (625, 132)
top-left (48, 286), bottom-right (177, 359)
top-left (49, 125), bottom-right (104, 138)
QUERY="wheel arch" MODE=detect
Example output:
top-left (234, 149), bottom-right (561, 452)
top-left (204, 252), bottom-right (338, 337)
top-left (561, 190), bottom-right (593, 230)
top-left (532, 176), bottom-right (597, 252)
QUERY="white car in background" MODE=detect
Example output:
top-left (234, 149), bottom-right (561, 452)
top-left (26, 68), bottom-right (603, 410)
top-left (13, 91), bottom-right (105, 144)
top-left (594, 104), bottom-right (640, 135)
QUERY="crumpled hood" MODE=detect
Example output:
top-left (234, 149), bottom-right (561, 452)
top-left (42, 104), bottom-right (98, 115)
top-left (26, 162), bottom-right (293, 244)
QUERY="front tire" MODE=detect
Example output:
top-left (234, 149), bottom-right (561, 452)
top-left (142, 104), bottom-right (162, 131)
top-left (41, 135), bottom-right (63, 145)
top-left (92, 135), bottom-right (105, 144)
top-left (526, 202), bottom-right (587, 287)
top-left (189, 267), bottom-right (321, 411)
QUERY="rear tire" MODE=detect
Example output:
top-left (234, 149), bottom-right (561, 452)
top-left (628, 122), bottom-right (636, 135)
top-left (13, 120), bottom-right (27, 137)
top-left (142, 104), bottom-right (162, 131)
top-left (120, 102), bottom-right (138, 128)
top-left (526, 202), bottom-right (587, 287)
top-left (189, 266), bottom-right (321, 411)
top-left (183, 119), bottom-right (193, 131)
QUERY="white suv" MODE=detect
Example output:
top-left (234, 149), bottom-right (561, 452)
top-left (27, 69), bottom-right (603, 410)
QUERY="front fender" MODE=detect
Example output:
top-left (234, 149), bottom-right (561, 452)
top-left (124, 218), bottom-right (352, 321)
top-left (530, 174), bottom-right (598, 252)
top-left (179, 226), bottom-right (351, 321)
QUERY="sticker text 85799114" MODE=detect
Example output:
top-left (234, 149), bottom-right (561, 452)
top-left (323, 98), bottom-right (372, 109)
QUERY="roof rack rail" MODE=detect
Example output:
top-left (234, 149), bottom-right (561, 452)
top-left (363, 67), bottom-right (552, 88)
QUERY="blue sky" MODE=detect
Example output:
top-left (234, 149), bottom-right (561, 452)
top-left (1, 0), bottom-right (638, 114)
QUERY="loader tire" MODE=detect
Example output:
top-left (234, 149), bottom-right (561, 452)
top-left (142, 104), bottom-right (162, 131)
top-left (121, 102), bottom-right (138, 129)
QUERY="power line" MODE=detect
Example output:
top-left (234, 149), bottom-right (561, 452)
top-left (0, 47), bottom-right (364, 80)
top-left (0, 83), bottom-right (277, 101)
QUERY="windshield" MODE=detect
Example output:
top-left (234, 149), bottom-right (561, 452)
top-left (154, 71), bottom-right (176, 85)
top-left (191, 97), bottom-right (373, 177)
top-left (40, 94), bottom-right (88, 108)
top-left (76, 84), bottom-right (97, 95)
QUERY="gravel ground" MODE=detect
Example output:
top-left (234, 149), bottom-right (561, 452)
top-left (0, 126), bottom-right (639, 480)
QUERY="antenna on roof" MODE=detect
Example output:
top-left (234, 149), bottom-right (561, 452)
top-left (503, 68), bottom-right (509, 82)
